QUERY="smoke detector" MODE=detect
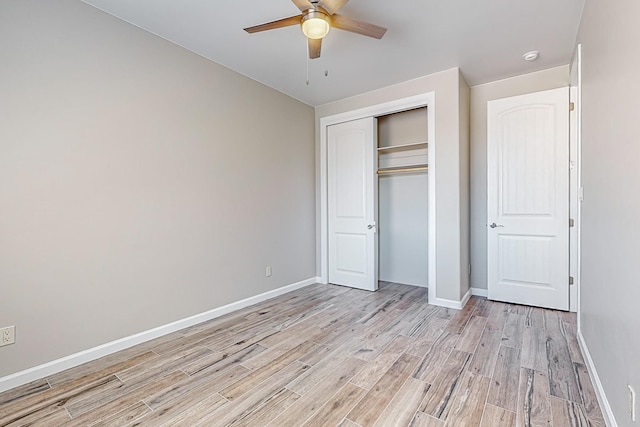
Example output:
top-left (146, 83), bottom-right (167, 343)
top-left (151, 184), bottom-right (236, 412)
top-left (522, 50), bottom-right (540, 61)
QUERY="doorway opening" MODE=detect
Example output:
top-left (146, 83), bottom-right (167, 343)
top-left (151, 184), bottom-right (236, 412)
top-left (319, 92), bottom-right (437, 302)
top-left (378, 107), bottom-right (429, 288)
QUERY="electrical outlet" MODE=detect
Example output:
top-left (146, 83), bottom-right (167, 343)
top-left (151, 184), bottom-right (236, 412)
top-left (0, 326), bottom-right (15, 347)
top-left (265, 266), bottom-right (272, 277)
top-left (630, 385), bottom-right (637, 421)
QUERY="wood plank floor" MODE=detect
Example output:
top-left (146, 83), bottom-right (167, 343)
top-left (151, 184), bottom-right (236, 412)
top-left (0, 282), bottom-right (605, 426)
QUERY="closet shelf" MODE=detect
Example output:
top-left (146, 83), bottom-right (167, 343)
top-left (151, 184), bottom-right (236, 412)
top-left (377, 164), bottom-right (428, 175)
top-left (377, 141), bottom-right (428, 152)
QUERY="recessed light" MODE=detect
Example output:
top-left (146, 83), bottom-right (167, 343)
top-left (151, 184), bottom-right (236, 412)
top-left (522, 50), bottom-right (540, 61)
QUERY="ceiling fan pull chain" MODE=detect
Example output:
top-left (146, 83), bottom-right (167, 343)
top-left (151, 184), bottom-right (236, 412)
top-left (306, 50), bottom-right (310, 85)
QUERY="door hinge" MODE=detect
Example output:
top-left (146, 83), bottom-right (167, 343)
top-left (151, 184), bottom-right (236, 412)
top-left (570, 102), bottom-right (575, 111)
top-left (569, 276), bottom-right (575, 285)
top-left (569, 218), bottom-right (575, 228)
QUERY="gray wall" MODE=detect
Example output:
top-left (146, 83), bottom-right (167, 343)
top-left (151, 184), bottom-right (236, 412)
top-left (577, 0), bottom-right (640, 424)
top-left (0, 0), bottom-right (316, 377)
top-left (469, 66), bottom-right (570, 290)
top-left (458, 71), bottom-right (471, 298)
top-left (316, 68), bottom-right (470, 302)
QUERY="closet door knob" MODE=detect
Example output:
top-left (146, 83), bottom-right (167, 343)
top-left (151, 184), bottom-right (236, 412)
top-left (367, 224), bottom-right (374, 229)
top-left (489, 222), bottom-right (504, 228)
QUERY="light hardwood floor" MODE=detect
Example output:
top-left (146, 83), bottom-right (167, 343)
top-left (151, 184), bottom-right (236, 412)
top-left (0, 282), bottom-right (604, 426)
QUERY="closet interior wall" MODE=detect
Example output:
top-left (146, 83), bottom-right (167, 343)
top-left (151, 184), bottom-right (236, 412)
top-left (377, 107), bottom-right (429, 287)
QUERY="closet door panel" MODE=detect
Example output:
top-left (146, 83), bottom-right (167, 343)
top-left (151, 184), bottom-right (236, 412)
top-left (328, 118), bottom-right (378, 291)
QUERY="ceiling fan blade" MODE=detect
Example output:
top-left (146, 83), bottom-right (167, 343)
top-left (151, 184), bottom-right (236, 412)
top-left (308, 38), bottom-right (322, 59)
top-left (317, 0), bottom-right (349, 15)
top-left (291, 0), bottom-right (314, 12)
top-left (331, 14), bottom-right (387, 39)
top-left (244, 15), bottom-right (302, 34)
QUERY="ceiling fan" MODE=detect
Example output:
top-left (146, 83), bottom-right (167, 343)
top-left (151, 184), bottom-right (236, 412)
top-left (244, 0), bottom-right (387, 59)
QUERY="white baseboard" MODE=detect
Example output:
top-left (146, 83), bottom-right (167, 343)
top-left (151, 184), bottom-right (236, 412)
top-left (460, 288), bottom-right (472, 308)
top-left (430, 288), bottom-right (472, 310)
top-left (577, 331), bottom-right (618, 427)
top-left (429, 287), bottom-right (488, 310)
top-left (471, 287), bottom-right (488, 298)
top-left (0, 277), bottom-right (319, 394)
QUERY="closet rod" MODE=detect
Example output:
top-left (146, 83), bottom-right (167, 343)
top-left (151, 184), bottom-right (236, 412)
top-left (377, 165), bottom-right (428, 175)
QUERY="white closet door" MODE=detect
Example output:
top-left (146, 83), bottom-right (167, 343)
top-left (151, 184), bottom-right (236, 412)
top-left (328, 118), bottom-right (378, 291)
top-left (487, 87), bottom-right (570, 310)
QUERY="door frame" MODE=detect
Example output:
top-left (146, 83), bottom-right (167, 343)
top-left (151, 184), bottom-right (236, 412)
top-left (570, 44), bottom-right (582, 314)
top-left (319, 92), bottom-right (436, 303)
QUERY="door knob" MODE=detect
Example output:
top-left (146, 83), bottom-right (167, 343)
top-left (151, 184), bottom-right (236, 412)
top-left (367, 224), bottom-right (374, 229)
top-left (489, 222), bottom-right (504, 228)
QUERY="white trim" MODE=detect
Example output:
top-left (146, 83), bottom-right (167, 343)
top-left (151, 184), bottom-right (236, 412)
top-left (471, 287), bottom-right (488, 298)
top-left (569, 44), bottom-right (582, 314)
top-left (572, 44), bottom-right (583, 319)
top-left (577, 331), bottom-right (618, 427)
top-left (569, 83), bottom-right (578, 312)
top-left (460, 288), bottom-right (472, 307)
top-left (0, 277), bottom-right (319, 394)
top-left (319, 92), bottom-right (437, 306)
top-left (431, 288), bottom-right (472, 310)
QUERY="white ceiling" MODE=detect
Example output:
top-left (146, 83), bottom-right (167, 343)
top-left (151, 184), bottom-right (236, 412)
top-left (81, 0), bottom-right (585, 106)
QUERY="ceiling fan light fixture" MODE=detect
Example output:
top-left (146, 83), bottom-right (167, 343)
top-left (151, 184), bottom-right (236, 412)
top-left (301, 10), bottom-right (330, 39)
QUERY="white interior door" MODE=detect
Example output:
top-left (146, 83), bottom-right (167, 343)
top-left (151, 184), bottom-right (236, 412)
top-left (487, 87), bottom-right (569, 310)
top-left (328, 118), bottom-right (378, 291)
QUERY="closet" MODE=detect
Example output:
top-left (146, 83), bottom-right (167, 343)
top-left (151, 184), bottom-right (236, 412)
top-left (377, 107), bottom-right (429, 287)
